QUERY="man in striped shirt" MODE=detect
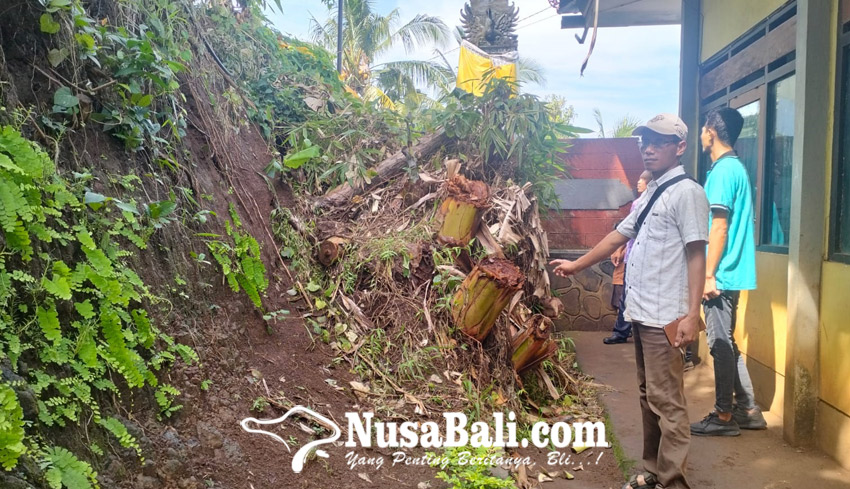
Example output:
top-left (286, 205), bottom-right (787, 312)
top-left (551, 114), bottom-right (708, 489)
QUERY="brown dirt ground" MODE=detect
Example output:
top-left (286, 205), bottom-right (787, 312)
top-left (0, 3), bottom-right (626, 487)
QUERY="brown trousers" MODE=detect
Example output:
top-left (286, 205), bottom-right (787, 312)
top-left (633, 323), bottom-right (691, 489)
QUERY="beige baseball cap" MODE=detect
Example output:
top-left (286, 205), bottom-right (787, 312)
top-left (633, 113), bottom-right (688, 140)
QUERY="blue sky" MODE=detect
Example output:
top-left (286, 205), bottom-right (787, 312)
top-left (265, 0), bottom-right (681, 135)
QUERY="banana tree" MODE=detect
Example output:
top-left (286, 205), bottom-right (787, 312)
top-left (452, 257), bottom-right (524, 341)
top-left (511, 314), bottom-right (557, 374)
top-left (437, 174), bottom-right (490, 247)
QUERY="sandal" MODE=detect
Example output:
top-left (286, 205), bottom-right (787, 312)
top-left (622, 472), bottom-right (658, 489)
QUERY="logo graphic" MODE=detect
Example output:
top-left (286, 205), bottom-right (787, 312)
top-left (240, 406), bottom-right (341, 473)
top-left (241, 408), bottom-right (608, 474)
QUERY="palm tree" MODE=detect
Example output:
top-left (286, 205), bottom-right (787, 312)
top-left (516, 56), bottom-right (547, 87)
top-left (309, 0), bottom-right (452, 104)
top-left (593, 108), bottom-right (641, 138)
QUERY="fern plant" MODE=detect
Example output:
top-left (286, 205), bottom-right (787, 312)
top-left (40, 446), bottom-right (98, 489)
top-left (0, 126), bottom-right (196, 482)
top-left (203, 204), bottom-right (268, 309)
top-left (0, 383), bottom-right (26, 469)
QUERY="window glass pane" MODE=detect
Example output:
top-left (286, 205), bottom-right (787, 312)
top-left (736, 100), bottom-right (760, 200)
top-left (698, 137), bottom-right (711, 184)
top-left (764, 74), bottom-right (795, 247)
top-left (838, 47), bottom-right (850, 254)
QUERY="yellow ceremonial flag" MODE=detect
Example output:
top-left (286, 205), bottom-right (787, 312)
top-left (456, 40), bottom-right (517, 96)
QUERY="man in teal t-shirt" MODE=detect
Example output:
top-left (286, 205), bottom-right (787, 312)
top-left (691, 107), bottom-right (766, 437)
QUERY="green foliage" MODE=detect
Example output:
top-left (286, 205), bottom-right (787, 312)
top-left (41, 446), bottom-right (97, 489)
top-left (337, 224), bottom-right (429, 294)
top-left (544, 95), bottom-right (576, 126)
top-left (97, 417), bottom-right (141, 458)
top-left (431, 242), bottom-right (483, 314)
top-left (52, 87), bottom-right (80, 116)
top-left (0, 383), bottom-right (26, 470)
top-left (251, 396), bottom-right (269, 412)
top-left (154, 384), bottom-right (182, 419)
top-left (203, 205), bottom-right (268, 309)
top-left (0, 127), bottom-right (195, 477)
top-left (428, 446), bottom-right (517, 489)
top-left (204, 5), bottom-right (345, 142)
top-left (143, 199), bottom-right (178, 229)
top-left (437, 80), bottom-right (590, 207)
top-left (270, 208), bottom-right (314, 277)
top-left (202, 2), bottom-right (419, 193)
top-left (592, 108), bottom-right (642, 139)
top-left (271, 96), bottom-right (406, 194)
top-left (309, 0), bottom-right (451, 103)
top-left (40, 0), bottom-right (187, 158)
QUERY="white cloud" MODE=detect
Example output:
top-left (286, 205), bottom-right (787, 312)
top-left (266, 0), bottom-right (682, 135)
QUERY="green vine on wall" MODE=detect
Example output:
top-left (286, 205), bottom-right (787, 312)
top-left (0, 125), bottom-right (196, 488)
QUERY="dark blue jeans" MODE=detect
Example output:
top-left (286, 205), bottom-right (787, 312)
top-left (704, 290), bottom-right (757, 413)
top-left (612, 282), bottom-right (632, 339)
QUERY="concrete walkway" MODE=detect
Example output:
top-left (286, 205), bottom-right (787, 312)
top-left (568, 331), bottom-right (850, 489)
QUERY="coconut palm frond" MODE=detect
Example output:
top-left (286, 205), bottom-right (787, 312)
top-left (374, 68), bottom-right (418, 100)
top-left (377, 60), bottom-right (453, 92)
top-left (431, 48), bottom-right (457, 76)
top-left (454, 26), bottom-right (465, 45)
top-left (517, 56), bottom-right (546, 87)
top-left (611, 115), bottom-right (642, 138)
top-left (388, 14), bottom-right (451, 55)
top-left (309, 13), bottom-right (337, 50)
top-left (314, 0), bottom-right (450, 108)
top-left (593, 108), bottom-right (605, 138)
top-left (359, 11), bottom-right (393, 60)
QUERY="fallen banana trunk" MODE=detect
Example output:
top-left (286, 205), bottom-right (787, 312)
top-left (314, 130), bottom-right (449, 209)
top-left (452, 257), bottom-right (524, 341)
top-left (511, 314), bottom-right (558, 374)
top-left (437, 174), bottom-right (490, 247)
top-left (318, 236), bottom-right (348, 266)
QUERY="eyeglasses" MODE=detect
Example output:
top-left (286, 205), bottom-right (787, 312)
top-left (640, 138), bottom-right (680, 149)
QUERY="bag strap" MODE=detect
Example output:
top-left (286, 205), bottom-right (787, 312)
top-left (634, 174), bottom-right (690, 235)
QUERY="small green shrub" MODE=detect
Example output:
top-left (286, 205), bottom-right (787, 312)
top-left (40, 446), bottom-right (98, 489)
top-left (429, 446), bottom-right (517, 489)
top-left (0, 383), bottom-right (26, 469)
top-left (202, 204), bottom-right (268, 310)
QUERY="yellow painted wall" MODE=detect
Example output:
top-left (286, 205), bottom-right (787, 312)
top-left (819, 261), bottom-right (850, 418)
top-left (736, 252), bottom-right (788, 373)
top-left (701, 0), bottom-right (789, 61)
top-left (819, 401), bottom-right (850, 471)
top-left (735, 252), bottom-right (788, 414)
top-left (817, 3), bottom-right (850, 470)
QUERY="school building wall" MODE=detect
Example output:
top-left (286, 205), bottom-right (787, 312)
top-left (700, 0), bottom-right (788, 61)
top-left (737, 253), bottom-right (788, 416)
top-left (697, 0), bottom-right (850, 469)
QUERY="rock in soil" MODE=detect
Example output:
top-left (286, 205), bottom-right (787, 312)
top-left (196, 421), bottom-right (224, 449)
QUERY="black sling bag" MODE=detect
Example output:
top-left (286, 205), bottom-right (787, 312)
top-left (634, 174), bottom-right (690, 236)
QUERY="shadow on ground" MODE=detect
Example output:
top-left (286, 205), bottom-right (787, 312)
top-left (569, 331), bottom-right (850, 489)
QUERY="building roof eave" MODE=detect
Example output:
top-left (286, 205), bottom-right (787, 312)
top-left (559, 0), bottom-right (682, 29)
